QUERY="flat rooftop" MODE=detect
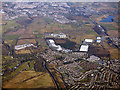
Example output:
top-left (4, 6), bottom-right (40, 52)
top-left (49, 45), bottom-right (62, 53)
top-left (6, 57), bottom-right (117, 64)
top-left (84, 39), bottom-right (93, 43)
top-left (80, 45), bottom-right (89, 52)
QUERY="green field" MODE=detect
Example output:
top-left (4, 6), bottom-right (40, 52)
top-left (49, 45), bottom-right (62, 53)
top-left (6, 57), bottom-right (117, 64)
top-left (3, 71), bottom-right (55, 88)
top-left (3, 35), bottom-right (20, 40)
top-left (101, 23), bottom-right (118, 31)
top-left (2, 20), bottom-right (21, 34)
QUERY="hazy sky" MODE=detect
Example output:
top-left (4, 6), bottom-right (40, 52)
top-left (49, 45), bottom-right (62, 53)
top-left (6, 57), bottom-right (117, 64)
top-left (1, 0), bottom-right (119, 2)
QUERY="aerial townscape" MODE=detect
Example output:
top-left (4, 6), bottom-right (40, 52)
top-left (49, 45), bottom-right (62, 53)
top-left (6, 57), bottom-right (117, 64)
top-left (1, 2), bottom-right (120, 89)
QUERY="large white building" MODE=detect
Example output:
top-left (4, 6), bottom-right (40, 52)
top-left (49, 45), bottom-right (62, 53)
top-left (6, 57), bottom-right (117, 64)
top-left (84, 39), bottom-right (93, 43)
top-left (15, 44), bottom-right (34, 50)
top-left (48, 39), bottom-right (55, 44)
top-left (59, 33), bottom-right (67, 38)
top-left (50, 33), bottom-right (67, 38)
top-left (48, 39), bottom-right (62, 51)
top-left (80, 45), bottom-right (89, 52)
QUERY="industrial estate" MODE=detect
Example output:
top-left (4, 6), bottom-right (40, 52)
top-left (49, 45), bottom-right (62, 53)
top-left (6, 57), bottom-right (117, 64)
top-left (1, 2), bottom-right (120, 89)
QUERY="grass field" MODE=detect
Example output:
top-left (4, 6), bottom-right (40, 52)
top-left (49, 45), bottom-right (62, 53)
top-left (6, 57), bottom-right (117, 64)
top-left (102, 41), bottom-right (118, 59)
top-left (25, 16), bottom-right (48, 34)
top-left (3, 59), bottom-right (35, 81)
top-left (17, 39), bottom-right (36, 45)
top-left (3, 71), bottom-right (55, 88)
top-left (101, 23), bottom-right (118, 31)
top-left (49, 65), bottom-right (65, 88)
top-left (15, 49), bottom-right (31, 54)
top-left (4, 40), bottom-right (16, 47)
top-left (19, 34), bottom-right (35, 39)
top-left (3, 35), bottom-right (20, 40)
top-left (107, 31), bottom-right (118, 37)
top-left (2, 20), bottom-right (21, 34)
top-left (6, 28), bottom-right (26, 35)
top-left (36, 34), bottom-right (48, 49)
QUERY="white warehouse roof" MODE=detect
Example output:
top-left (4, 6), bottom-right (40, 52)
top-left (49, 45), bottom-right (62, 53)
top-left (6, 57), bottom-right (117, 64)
top-left (48, 39), bottom-right (55, 44)
top-left (80, 45), bottom-right (89, 52)
top-left (15, 44), bottom-right (34, 50)
top-left (84, 39), bottom-right (93, 43)
top-left (48, 39), bottom-right (62, 51)
top-left (57, 45), bottom-right (62, 51)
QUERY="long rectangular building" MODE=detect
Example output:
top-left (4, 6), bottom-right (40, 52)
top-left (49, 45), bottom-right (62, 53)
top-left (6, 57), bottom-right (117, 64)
top-left (15, 44), bottom-right (34, 50)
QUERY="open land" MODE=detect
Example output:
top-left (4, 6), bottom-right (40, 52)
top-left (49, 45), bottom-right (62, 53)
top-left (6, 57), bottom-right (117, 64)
top-left (2, 2), bottom-right (120, 89)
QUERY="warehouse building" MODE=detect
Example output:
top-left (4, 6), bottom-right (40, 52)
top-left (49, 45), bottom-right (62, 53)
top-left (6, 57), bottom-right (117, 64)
top-left (15, 44), bottom-right (34, 50)
top-left (50, 33), bottom-right (67, 38)
top-left (84, 39), bottom-right (93, 43)
top-left (48, 39), bottom-right (62, 51)
top-left (79, 45), bottom-right (89, 52)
